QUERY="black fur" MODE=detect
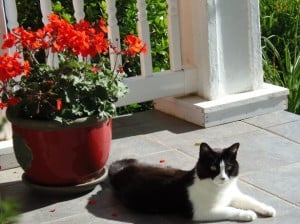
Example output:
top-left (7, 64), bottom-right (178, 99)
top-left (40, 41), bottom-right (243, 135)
top-left (109, 158), bottom-right (195, 217)
top-left (108, 142), bottom-right (240, 218)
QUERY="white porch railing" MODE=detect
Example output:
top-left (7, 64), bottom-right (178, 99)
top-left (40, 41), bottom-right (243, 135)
top-left (0, 0), bottom-right (288, 133)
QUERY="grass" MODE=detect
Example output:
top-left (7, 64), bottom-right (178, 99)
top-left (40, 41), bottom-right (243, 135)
top-left (0, 200), bottom-right (19, 224)
top-left (260, 0), bottom-right (300, 114)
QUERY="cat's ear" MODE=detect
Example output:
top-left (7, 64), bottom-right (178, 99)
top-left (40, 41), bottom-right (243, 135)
top-left (199, 142), bottom-right (213, 158)
top-left (224, 143), bottom-right (239, 159)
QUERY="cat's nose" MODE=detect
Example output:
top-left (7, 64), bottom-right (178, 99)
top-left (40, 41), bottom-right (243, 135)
top-left (220, 177), bottom-right (226, 181)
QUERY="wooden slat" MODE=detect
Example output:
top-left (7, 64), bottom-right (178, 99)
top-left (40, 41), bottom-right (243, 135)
top-left (167, 0), bottom-right (182, 71)
top-left (106, 0), bottom-right (122, 70)
top-left (0, 0), bottom-right (8, 55)
top-left (39, 0), bottom-right (52, 25)
top-left (3, 0), bottom-right (18, 31)
top-left (72, 0), bottom-right (85, 22)
top-left (136, 0), bottom-right (153, 77)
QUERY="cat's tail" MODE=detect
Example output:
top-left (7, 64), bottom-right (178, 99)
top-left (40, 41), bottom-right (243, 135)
top-left (108, 158), bottom-right (137, 190)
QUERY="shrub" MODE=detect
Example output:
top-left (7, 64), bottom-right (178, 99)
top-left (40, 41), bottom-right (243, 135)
top-left (260, 0), bottom-right (300, 114)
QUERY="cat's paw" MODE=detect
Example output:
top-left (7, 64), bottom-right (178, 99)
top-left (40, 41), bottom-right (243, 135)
top-left (258, 205), bottom-right (276, 217)
top-left (238, 210), bottom-right (257, 221)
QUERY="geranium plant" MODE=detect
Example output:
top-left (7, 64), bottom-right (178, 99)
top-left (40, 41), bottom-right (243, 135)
top-left (0, 14), bottom-right (146, 123)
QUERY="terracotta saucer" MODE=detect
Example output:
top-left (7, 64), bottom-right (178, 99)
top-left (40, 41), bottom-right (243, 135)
top-left (22, 167), bottom-right (108, 195)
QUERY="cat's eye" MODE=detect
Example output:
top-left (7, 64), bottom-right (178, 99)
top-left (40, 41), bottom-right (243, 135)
top-left (210, 165), bottom-right (217, 171)
top-left (226, 165), bottom-right (233, 170)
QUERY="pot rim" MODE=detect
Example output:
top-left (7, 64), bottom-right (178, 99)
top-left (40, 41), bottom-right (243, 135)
top-left (6, 107), bottom-right (110, 130)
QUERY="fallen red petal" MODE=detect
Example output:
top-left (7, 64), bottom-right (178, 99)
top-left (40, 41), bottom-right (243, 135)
top-left (88, 199), bottom-right (97, 205)
top-left (159, 159), bottom-right (166, 163)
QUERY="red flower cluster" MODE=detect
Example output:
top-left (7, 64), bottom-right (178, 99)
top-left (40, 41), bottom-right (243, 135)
top-left (2, 14), bottom-right (109, 57)
top-left (0, 13), bottom-right (147, 114)
top-left (2, 14), bottom-right (146, 59)
top-left (0, 52), bottom-right (30, 81)
top-left (0, 52), bottom-right (28, 108)
top-left (124, 35), bottom-right (147, 55)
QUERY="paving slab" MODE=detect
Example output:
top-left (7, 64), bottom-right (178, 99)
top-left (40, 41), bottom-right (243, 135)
top-left (243, 111), bottom-right (300, 128)
top-left (241, 162), bottom-right (300, 207)
top-left (268, 120), bottom-right (300, 144)
top-left (108, 135), bottom-right (172, 164)
top-left (238, 181), bottom-right (300, 224)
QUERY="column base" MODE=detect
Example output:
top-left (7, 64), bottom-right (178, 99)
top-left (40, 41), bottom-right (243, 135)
top-left (154, 83), bottom-right (289, 127)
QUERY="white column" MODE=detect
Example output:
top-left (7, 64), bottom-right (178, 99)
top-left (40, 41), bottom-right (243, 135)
top-left (155, 0), bottom-right (288, 127)
top-left (188, 0), bottom-right (264, 100)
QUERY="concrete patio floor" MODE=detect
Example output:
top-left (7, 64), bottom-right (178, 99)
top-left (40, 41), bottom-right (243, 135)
top-left (0, 110), bottom-right (300, 224)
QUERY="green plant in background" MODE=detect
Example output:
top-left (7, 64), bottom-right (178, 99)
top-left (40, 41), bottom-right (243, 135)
top-left (146, 0), bottom-right (169, 72)
top-left (260, 0), bottom-right (300, 114)
top-left (0, 200), bottom-right (19, 224)
top-left (262, 38), bottom-right (300, 114)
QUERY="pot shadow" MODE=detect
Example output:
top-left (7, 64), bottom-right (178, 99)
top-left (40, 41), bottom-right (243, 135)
top-left (0, 179), bottom-right (93, 213)
top-left (113, 110), bottom-right (200, 139)
top-left (85, 180), bottom-right (194, 224)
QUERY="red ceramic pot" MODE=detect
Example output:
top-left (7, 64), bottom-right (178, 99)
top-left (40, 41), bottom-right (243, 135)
top-left (7, 112), bottom-right (112, 186)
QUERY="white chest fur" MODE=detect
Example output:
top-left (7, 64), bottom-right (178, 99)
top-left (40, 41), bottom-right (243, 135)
top-left (187, 175), bottom-right (239, 219)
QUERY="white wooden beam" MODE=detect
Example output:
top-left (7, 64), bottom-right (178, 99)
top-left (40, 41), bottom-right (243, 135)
top-left (155, 0), bottom-right (289, 127)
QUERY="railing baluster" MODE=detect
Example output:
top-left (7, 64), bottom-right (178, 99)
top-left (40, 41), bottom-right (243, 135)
top-left (167, 0), bottom-right (182, 71)
top-left (72, 0), bottom-right (85, 22)
top-left (40, 0), bottom-right (58, 67)
top-left (106, 0), bottom-right (122, 70)
top-left (39, 0), bottom-right (52, 25)
top-left (0, 0), bottom-right (8, 55)
top-left (3, 0), bottom-right (18, 55)
top-left (136, 0), bottom-right (152, 76)
top-left (72, 0), bottom-right (85, 62)
top-left (3, 0), bottom-right (18, 30)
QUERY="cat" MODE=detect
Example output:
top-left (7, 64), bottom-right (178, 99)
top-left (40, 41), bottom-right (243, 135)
top-left (108, 142), bottom-right (276, 222)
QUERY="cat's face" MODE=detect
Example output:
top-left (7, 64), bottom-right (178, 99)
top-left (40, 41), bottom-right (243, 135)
top-left (196, 142), bottom-right (239, 185)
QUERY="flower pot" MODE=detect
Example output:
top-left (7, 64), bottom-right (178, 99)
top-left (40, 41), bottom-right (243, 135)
top-left (7, 111), bottom-right (112, 186)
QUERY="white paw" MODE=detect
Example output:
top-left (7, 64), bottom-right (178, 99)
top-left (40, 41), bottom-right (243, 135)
top-left (259, 205), bottom-right (276, 217)
top-left (239, 210), bottom-right (257, 221)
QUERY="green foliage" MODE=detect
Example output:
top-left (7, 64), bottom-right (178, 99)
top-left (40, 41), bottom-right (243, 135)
top-left (14, 58), bottom-right (127, 123)
top-left (260, 0), bottom-right (300, 114)
top-left (0, 200), bottom-right (19, 224)
top-left (117, 101), bottom-right (153, 115)
top-left (16, 1), bottom-right (43, 29)
top-left (146, 0), bottom-right (169, 72)
top-left (262, 38), bottom-right (300, 113)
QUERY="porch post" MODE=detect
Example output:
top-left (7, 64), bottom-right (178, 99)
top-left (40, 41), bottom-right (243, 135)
top-left (0, 0), bottom-right (7, 56)
top-left (0, 1), bottom-right (13, 140)
top-left (155, 0), bottom-right (288, 127)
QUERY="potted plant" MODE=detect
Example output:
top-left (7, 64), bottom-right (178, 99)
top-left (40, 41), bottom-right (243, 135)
top-left (0, 14), bottom-right (146, 189)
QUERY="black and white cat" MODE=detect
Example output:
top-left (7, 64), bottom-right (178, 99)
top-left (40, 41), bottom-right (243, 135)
top-left (108, 142), bottom-right (276, 222)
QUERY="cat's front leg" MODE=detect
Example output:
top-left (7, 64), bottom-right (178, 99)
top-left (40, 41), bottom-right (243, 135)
top-left (231, 193), bottom-right (276, 217)
top-left (194, 207), bottom-right (257, 222)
